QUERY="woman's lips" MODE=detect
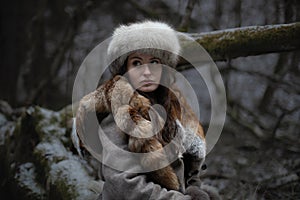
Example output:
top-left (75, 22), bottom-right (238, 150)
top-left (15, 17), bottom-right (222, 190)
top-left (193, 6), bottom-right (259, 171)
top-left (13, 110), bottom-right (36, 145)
top-left (140, 80), bottom-right (156, 87)
top-left (141, 80), bottom-right (155, 84)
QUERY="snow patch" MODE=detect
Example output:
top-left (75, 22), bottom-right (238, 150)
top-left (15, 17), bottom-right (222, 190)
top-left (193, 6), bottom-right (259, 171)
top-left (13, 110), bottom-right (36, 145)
top-left (14, 162), bottom-right (46, 198)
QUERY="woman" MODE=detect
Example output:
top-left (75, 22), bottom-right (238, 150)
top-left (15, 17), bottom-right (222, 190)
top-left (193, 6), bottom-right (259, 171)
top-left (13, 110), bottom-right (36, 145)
top-left (76, 20), bottom-right (221, 200)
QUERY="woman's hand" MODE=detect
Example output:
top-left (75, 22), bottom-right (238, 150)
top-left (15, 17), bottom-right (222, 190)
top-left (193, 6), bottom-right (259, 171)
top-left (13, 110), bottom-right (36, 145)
top-left (186, 185), bottom-right (222, 200)
top-left (186, 186), bottom-right (210, 200)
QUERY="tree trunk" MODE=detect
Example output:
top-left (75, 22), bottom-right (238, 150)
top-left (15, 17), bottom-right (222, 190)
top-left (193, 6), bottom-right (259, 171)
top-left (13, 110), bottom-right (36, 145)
top-left (0, 102), bottom-right (103, 199)
top-left (177, 22), bottom-right (300, 67)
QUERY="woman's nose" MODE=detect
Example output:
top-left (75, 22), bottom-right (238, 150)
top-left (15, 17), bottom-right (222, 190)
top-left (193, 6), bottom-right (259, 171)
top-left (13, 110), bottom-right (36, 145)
top-left (143, 65), bottom-right (152, 75)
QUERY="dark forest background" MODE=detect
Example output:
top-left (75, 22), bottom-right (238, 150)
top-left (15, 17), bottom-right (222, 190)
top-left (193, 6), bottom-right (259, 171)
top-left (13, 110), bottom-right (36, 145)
top-left (0, 0), bottom-right (299, 199)
top-left (1, 0), bottom-right (299, 110)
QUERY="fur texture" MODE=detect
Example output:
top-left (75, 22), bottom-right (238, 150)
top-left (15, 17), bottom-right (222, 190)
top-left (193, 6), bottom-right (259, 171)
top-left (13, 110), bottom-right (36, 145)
top-left (75, 76), bottom-right (206, 191)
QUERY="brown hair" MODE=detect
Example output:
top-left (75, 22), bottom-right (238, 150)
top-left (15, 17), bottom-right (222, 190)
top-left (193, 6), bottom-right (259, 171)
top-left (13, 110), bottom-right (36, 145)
top-left (141, 85), bottom-right (181, 144)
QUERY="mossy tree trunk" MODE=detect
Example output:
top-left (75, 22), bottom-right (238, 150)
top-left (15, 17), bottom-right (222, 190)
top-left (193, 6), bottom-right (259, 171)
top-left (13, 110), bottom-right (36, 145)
top-left (177, 22), bottom-right (300, 68)
top-left (0, 102), bottom-right (102, 200)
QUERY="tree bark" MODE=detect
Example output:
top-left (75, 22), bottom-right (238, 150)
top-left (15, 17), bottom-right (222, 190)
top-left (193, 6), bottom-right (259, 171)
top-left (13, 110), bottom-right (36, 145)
top-left (177, 22), bottom-right (300, 67)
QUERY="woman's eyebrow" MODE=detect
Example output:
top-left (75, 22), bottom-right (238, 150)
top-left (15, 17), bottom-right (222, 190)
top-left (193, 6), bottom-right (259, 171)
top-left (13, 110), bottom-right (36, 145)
top-left (129, 56), bottom-right (160, 61)
top-left (150, 57), bottom-right (160, 60)
top-left (129, 56), bottom-right (142, 60)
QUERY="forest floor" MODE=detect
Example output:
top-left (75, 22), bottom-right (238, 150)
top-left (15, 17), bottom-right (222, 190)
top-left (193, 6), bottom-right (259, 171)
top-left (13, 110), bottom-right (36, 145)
top-left (203, 124), bottom-right (300, 200)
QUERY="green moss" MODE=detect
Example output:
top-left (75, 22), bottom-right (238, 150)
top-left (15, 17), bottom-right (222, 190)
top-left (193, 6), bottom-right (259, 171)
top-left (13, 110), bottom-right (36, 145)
top-left (58, 105), bottom-right (74, 127)
top-left (50, 179), bottom-right (77, 200)
top-left (14, 163), bottom-right (46, 200)
top-left (2, 105), bottom-right (98, 199)
top-left (192, 22), bottom-right (300, 61)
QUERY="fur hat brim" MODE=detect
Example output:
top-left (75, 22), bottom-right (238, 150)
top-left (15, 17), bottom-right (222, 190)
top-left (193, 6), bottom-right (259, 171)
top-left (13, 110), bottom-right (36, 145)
top-left (107, 21), bottom-right (181, 75)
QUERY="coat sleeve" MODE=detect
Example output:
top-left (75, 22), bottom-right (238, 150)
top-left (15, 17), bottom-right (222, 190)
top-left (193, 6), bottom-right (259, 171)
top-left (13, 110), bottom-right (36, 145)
top-left (100, 164), bottom-right (191, 200)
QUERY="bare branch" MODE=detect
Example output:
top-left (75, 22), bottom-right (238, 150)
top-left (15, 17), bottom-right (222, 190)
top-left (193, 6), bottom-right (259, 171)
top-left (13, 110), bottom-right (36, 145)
top-left (226, 104), bottom-right (266, 139)
top-left (127, 0), bottom-right (159, 18)
top-left (222, 66), bottom-right (300, 94)
top-left (27, 1), bottom-right (98, 103)
top-left (178, 0), bottom-right (198, 32)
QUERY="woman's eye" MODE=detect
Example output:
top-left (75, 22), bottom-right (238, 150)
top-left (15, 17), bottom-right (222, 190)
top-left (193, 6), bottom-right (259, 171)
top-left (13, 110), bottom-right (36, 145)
top-left (151, 60), bottom-right (160, 64)
top-left (132, 60), bottom-right (142, 66)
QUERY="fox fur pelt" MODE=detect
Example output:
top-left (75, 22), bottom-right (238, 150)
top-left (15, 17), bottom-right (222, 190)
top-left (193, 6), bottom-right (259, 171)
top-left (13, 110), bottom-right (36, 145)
top-left (75, 75), bottom-right (206, 191)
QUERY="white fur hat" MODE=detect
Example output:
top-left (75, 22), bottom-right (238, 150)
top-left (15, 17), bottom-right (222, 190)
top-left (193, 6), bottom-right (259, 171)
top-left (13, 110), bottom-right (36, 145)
top-left (107, 20), bottom-right (181, 75)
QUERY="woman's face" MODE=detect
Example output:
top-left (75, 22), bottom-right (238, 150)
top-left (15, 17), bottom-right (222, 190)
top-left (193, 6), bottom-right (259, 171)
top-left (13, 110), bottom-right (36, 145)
top-left (126, 52), bottom-right (162, 93)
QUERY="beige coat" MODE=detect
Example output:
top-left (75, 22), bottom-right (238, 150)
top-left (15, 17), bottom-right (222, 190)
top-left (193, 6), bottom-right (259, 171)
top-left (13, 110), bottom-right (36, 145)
top-left (96, 115), bottom-right (217, 200)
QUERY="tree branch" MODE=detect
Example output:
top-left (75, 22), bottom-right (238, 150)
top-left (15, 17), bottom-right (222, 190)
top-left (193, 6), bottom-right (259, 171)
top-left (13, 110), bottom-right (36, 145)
top-left (27, 1), bottom-right (98, 104)
top-left (177, 22), bottom-right (300, 66)
top-left (221, 66), bottom-right (300, 94)
top-left (178, 0), bottom-right (198, 32)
